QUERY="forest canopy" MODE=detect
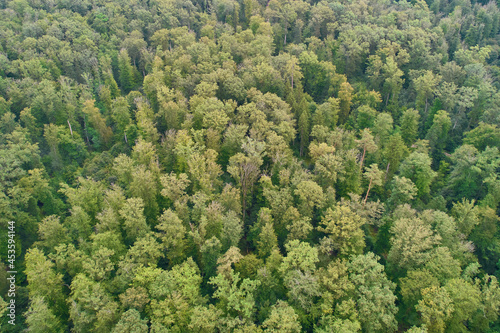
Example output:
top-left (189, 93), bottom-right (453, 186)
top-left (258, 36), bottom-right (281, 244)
top-left (1, 0), bottom-right (500, 331)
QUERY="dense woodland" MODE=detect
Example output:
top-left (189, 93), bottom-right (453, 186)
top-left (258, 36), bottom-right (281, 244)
top-left (2, 0), bottom-right (500, 331)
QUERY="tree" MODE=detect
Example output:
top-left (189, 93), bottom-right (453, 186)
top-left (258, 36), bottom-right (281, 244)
top-left (445, 144), bottom-right (483, 200)
top-left (424, 247), bottom-right (462, 284)
top-left (82, 99), bottom-right (113, 146)
top-left (400, 109), bottom-right (421, 146)
top-left (112, 309), bottom-right (148, 333)
top-left (413, 71), bottom-right (442, 115)
top-left (221, 211), bottom-right (243, 250)
top-left (383, 133), bottom-right (408, 176)
top-left (280, 240), bottom-right (321, 311)
top-left (451, 199), bottom-right (479, 236)
top-left (156, 209), bottom-right (187, 265)
top-left (348, 253), bottom-right (398, 333)
top-left (0, 296), bottom-right (7, 318)
top-left (286, 212), bottom-right (313, 243)
top-left (59, 177), bottom-right (105, 220)
top-left (82, 246), bottom-right (116, 281)
top-left (388, 218), bottom-right (441, 272)
top-left (338, 81), bottom-right (354, 124)
top-left (201, 236), bottom-right (223, 278)
top-left (217, 247), bottom-right (244, 278)
top-left (135, 100), bottom-right (160, 143)
top-left (111, 97), bottom-right (131, 143)
top-left (25, 248), bottom-right (66, 316)
top-left (356, 105), bottom-right (378, 130)
top-left (363, 164), bottom-right (384, 205)
top-left (416, 286), bottom-right (453, 333)
top-left (25, 296), bottom-right (64, 333)
top-left (119, 197), bottom-right (150, 243)
top-left (444, 278), bottom-right (481, 332)
top-left (187, 149), bottom-right (223, 195)
top-left (280, 240), bottom-right (319, 275)
top-left (294, 180), bottom-right (325, 218)
top-left (261, 300), bottom-right (301, 332)
top-left (65, 206), bottom-right (93, 243)
top-left (298, 100), bottom-right (310, 156)
top-left (36, 215), bottom-right (69, 251)
top-left (188, 305), bottom-right (223, 332)
top-left (118, 49), bottom-right (137, 93)
top-left (318, 205), bottom-right (365, 257)
top-left (227, 144), bottom-right (264, 219)
top-left (426, 110), bottom-right (451, 154)
top-left (69, 274), bottom-right (120, 332)
top-left (388, 176), bottom-right (418, 207)
top-left (313, 146), bottom-right (343, 188)
top-left (209, 270), bottom-right (261, 322)
top-left (129, 165), bottom-right (158, 221)
top-left (257, 222), bottom-right (279, 258)
top-left (373, 112), bottom-right (394, 146)
top-left (148, 258), bottom-right (204, 331)
top-left (356, 129), bottom-right (377, 172)
top-left (463, 122), bottom-right (500, 151)
top-left (160, 172), bottom-right (190, 204)
top-left (400, 269), bottom-right (440, 311)
top-left (265, 0), bottom-right (308, 47)
top-left (314, 97), bottom-right (339, 129)
top-left (315, 315), bottom-right (361, 333)
top-left (398, 151), bottom-right (437, 197)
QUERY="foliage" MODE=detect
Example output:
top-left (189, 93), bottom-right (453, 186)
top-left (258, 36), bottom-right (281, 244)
top-left (2, 0), bottom-right (500, 331)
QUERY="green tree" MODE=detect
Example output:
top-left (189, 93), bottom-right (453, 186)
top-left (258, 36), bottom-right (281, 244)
top-left (119, 197), bottom-right (150, 243)
top-left (112, 309), bottom-right (148, 333)
top-left (339, 82), bottom-right (354, 124)
top-left (261, 300), bottom-right (301, 332)
top-left (444, 278), bottom-right (481, 332)
top-left (451, 199), bottom-right (479, 237)
top-left (118, 49), bottom-right (137, 93)
top-left (416, 286), bottom-right (453, 333)
top-left (209, 270), bottom-right (261, 322)
top-left (69, 274), bottom-right (120, 332)
top-left (59, 177), bottom-right (105, 220)
top-left (25, 296), bottom-right (64, 333)
top-left (111, 97), bottom-right (131, 143)
top-left (400, 109), bottom-right (421, 146)
top-left (36, 215), bottom-right (69, 251)
top-left (399, 151), bottom-right (437, 197)
top-left (356, 129), bottom-right (377, 172)
top-left (318, 205), bottom-right (365, 257)
top-left (156, 209), bottom-right (187, 265)
top-left (383, 133), bottom-right (408, 176)
top-left (298, 100), bottom-right (310, 157)
top-left (413, 71), bottom-right (441, 115)
top-left (25, 248), bottom-right (66, 316)
top-left (257, 222), bottom-right (279, 258)
top-left (356, 105), bottom-right (378, 130)
top-left (280, 240), bottom-right (321, 311)
top-left (227, 141), bottom-right (264, 219)
top-left (294, 180), bottom-right (325, 218)
top-left (314, 97), bottom-right (339, 129)
top-left (221, 211), bottom-right (243, 250)
top-left (348, 253), bottom-right (398, 333)
top-left (463, 122), bottom-right (500, 151)
top-left (388, 218), bottom-right (441, 273)
top-left (426, 110), bottom-right (451, 154)
top-left (82, 99), bottom-right (113, 146)
top-left (400, 269), bottom-right (440, 311)
top-left (388, 176), bottom-right (418, 207)
top-left (363, 164), bottom-right (384, 205)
